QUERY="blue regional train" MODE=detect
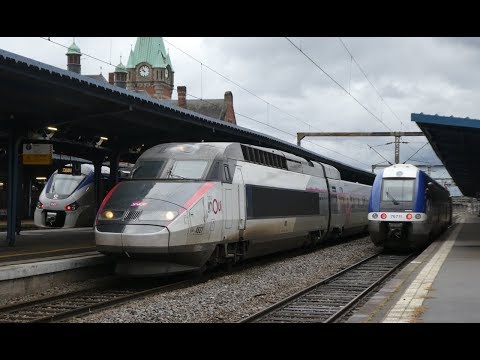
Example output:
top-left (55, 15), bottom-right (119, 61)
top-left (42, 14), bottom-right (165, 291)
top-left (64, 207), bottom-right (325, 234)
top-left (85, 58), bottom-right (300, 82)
top-left (368, 164), bottom-right (452, 251)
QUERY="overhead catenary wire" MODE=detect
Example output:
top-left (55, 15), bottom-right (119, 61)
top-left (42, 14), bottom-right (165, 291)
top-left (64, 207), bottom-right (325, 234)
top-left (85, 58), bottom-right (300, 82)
top-left (163, 40), bottom-right (376, 157)
top-left (41, 36), bottom-right (372, 169)
top-left (337, 37), bottom-right (431, 164)
top-left (285, 37), bottom-right (394, 132)
top-left (163, 39), bottom-right (316, 130)
top-left (368, 144), bottom-right (393, 165)
top-left (338, 37), bottom-right (404, 131)
top-left (184, 91), bottom-right (370, 168)
top-left (40, 37), bottom-right (117, 69)
top-left (402, 142), bottom-right (429, 164)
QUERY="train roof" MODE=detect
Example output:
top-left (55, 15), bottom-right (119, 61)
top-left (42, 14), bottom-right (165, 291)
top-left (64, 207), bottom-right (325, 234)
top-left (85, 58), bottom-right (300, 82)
top-left (52, 163), bottom-right (110, 176)
top-left (382, 164), bottom-right (418, 178)
top-left (138, 142), bottom-right (345, 180)
top-left (380, 163), bottom-right (446, 191)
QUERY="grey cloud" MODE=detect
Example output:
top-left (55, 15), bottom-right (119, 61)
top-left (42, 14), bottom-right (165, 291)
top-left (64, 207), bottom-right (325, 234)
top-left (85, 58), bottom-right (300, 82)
top-left (0, 36), bottom-right (473, 191)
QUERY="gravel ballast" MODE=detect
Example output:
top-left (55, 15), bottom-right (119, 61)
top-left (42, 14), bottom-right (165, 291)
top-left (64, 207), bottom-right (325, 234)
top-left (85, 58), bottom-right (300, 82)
top-left (68, 237), bottom-right (379, 323)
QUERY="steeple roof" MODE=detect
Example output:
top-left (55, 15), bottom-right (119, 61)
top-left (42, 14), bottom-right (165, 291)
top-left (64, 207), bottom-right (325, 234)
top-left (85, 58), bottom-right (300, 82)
top-left (66, 41), bottom-right (81, 55)
top-left (115, 61), bottom-right (127, 73)
top-left (126, 37), bottom-right (172, 69)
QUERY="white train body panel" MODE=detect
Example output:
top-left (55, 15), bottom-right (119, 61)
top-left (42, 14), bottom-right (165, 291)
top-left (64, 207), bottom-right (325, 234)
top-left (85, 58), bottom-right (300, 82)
top-left (94, 142), bottom-right (371, 276)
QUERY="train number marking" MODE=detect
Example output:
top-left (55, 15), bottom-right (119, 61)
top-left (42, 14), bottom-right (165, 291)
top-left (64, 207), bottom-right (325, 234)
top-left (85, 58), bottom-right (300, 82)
top-left (192, 226), bottom-right (204, 235)
top-left (390, 214), bottom-right (403, 219)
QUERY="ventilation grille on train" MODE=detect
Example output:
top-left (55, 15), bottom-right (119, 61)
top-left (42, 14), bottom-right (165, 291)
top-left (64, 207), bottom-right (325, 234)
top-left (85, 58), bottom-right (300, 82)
top-left (241, 145), bottom-right (288, 170)
top-left (123, 210), bottom-right (143, 221)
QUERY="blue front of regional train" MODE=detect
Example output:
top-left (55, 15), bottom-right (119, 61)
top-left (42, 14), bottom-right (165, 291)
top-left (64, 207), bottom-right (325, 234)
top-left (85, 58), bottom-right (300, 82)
top-left (367, 164), bottom-right (430, 249)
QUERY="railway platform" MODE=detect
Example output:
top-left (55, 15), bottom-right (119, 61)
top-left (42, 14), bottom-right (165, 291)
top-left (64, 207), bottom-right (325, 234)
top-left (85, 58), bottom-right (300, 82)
top-left (347, 213), bottom-right (480, 323)
top-left (0, 227), bottom-right (113, 302)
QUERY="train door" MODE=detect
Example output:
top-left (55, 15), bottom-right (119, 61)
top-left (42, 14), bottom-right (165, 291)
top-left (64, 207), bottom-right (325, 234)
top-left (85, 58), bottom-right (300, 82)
top-left (222, 166), bottom-right (244, 241)
top-left (224, 188), bottom-right (233, 229)
top-left (237, 167), bottom-right (246, 230)
top-left (187, 198), bottom-right (210, 244)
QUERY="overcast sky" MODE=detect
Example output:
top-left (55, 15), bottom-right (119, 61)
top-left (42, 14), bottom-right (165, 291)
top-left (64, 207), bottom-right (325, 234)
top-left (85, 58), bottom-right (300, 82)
top-left (0, 37), bottom-right (469, 195)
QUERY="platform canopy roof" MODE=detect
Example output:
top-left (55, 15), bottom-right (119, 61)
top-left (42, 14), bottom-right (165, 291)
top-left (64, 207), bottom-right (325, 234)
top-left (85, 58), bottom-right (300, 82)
top-left (0, 48), bottom-right (375, 185)
top-left (412, 113), bottom-right (480, 197)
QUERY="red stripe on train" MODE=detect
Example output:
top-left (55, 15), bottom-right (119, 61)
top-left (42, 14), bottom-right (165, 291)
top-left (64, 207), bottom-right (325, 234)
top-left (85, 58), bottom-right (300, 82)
top-left (178, 182), bottom-right (217, 214)
top-left (96, 182), bottom-right (122, 224)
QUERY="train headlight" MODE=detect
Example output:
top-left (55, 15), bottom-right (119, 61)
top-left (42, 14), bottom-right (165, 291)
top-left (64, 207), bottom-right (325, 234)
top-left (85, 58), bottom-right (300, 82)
top-left (37, 201), bottom-right (44, 209)
top-left (65, 201), bottom-right (79, 211)
top-left (381, 213), bottom-right (387, 219)
top-left (406, 213), bottom-right (413, 220)
top-left (98, 210), bottom-right (124, 220)
top-left (415, 214), bottom-right (422, 219)
top-left (139, 210), bottom-right (179, 221)
top-left (372, 213), bottom-right (378, 219)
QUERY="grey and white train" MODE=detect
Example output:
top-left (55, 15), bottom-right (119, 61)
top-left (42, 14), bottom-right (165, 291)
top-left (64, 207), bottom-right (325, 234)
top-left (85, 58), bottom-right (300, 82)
top-left (35, 164), bottom-right (110, 228)
top-left (95, 142), bottom-right (371, 276)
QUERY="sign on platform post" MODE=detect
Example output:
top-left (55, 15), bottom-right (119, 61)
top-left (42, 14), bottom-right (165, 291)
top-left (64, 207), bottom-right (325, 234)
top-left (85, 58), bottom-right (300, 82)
top-left (22, 143), bottom-right (53, 165)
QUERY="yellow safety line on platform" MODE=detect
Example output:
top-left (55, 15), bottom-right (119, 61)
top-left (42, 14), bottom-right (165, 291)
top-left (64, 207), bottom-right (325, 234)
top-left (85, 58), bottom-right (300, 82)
top-left (383, 219), bottom-right (463, 323)
top-left (0, 246), bottom-right (96, 259)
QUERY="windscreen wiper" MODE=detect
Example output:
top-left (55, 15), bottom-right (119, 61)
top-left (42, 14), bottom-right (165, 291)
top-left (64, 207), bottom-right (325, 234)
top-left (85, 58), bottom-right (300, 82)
top-left (386, 191), bottom-right (399, 205)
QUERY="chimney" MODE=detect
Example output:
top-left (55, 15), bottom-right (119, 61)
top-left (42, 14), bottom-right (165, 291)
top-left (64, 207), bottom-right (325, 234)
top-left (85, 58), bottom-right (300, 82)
top-left (177, 86), bottom-right (187, 108)
top-left (224, 91), bottom-right (236, 125)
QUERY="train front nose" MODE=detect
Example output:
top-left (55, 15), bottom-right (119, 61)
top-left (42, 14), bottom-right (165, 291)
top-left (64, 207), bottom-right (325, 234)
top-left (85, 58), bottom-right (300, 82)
top-left (95, 180), bottom-right (211, 275)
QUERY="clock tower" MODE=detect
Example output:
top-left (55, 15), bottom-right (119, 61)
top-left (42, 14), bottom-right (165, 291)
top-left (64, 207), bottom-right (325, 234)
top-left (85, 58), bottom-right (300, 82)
top-left (126, 37), bottom-right (174, 99)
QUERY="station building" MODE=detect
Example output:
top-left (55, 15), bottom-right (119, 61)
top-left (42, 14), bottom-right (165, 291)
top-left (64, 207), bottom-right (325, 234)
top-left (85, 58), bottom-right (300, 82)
top-left (0, 37), bottom-right (237, 221)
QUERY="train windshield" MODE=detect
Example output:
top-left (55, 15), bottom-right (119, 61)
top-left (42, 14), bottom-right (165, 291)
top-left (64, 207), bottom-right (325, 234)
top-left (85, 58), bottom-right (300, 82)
top-left (167, 160), bottom-right (208, 180)
top-left (47, 174), bottom-right (85, 196)
top-left (132, 160), bottom-right (166, 179)
top-left (132, 160), bottom-right (209, 180)
top-left (382, 179), bottom-right (415, 203)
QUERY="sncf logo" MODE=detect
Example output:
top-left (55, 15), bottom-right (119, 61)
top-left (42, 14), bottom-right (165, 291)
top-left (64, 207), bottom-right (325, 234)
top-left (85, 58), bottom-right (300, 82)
top-left (131, 201), bottom-right (147, 207)
top-left (208, 199), bottom-right (222, 214)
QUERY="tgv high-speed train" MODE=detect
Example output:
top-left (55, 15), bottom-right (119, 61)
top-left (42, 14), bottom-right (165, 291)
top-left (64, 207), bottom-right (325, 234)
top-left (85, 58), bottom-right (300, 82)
top-left (95, 142), bottom-right (372, 276)
top-left (368, 164), bottom-right (452, 251)
top-left (34, 164), bottom-right (110, 228)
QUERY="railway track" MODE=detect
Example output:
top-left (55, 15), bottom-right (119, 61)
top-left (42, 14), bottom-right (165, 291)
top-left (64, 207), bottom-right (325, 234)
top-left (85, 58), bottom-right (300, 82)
top-left (0, 277), bottom-right (192, 323)
top-left (240, 253), bottom-right (412, 323)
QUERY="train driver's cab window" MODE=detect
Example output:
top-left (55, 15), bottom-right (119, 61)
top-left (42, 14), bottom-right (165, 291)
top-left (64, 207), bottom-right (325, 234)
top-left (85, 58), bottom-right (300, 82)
top-left (47, 174), bottom-right (85, 196)
top-left (168, 160), bottom-right (208, 180)
top-left (132, 160), bottom-right (166, 179)
top-left (382, 179), bottom-right (415, 202)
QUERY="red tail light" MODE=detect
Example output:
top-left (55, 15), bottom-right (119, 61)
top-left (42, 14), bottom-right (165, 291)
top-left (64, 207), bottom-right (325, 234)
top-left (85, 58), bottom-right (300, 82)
top-left (406, 213), bottom-right (413, 220)
top-left (65, 201), bottom-right (79, 211)
top-left (380, 213), bottom-right (387, 219)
